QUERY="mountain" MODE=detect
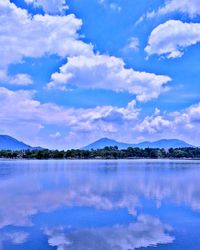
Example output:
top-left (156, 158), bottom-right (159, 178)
top-left (82, 138), bottom-right (194, 150)
top-left (82, 138), bottom-right (135, 150)
top-left (136, 139), bottom-right (193, 149)
top-left (0, 135), bottom-right (41, 150)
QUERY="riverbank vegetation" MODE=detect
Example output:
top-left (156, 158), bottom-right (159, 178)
top-left (0, 147), bottom-right (200, 159)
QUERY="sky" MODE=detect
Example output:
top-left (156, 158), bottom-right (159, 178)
top-left (1, 0), bottom-right (200, 149)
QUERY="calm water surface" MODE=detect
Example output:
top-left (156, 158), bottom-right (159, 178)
top-left (0, 159), bottom-right (200, 250)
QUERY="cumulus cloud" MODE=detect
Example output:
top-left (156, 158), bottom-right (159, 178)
top-left (0, 87), bottom-right (139, 147)
top-left (0, 70), bottom-right (33, 86)
top-left (0, 0), bottom-right (92, 82)
top-left (136, 102), bottom-right (200, 146)
top-left (1, 86), bottom-right (200, 147)
top-left (45, 215), bottom-right (173, 250)
top-left (0, 87), bottom-right (139, 126)
top-left (0, 0), bottom-right (91, 66)
top-left (9, 74), bottom-right (33, 86)
top-left (0, 0), bottom-right (171, 103)
top-left (48, 54), bottom-right (171, 102)
top-left (24, 0), bottom-right (68, 14)
top-left (172, 102), bottom-right (200, 128)
top-left (145, 20), bottom-right (200, 59)
top-left (137, 111), bottom-right (171, 134)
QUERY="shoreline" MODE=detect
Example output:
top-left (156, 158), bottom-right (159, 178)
top-left (0, 157), bottom-right (200, 161)
top-left (1, 147), bottom-right (200, 161)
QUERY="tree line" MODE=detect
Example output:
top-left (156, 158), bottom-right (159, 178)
top-left (0, 146), bottom-right (200, 159)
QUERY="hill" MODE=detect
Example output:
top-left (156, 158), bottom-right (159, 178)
top-left (82, 138), bottom-right (194, 150)
top-left (81, 138), bottom-right (135, 150)
top-left (137, 139), bottom-right (193, 149)
top-left (0, 135), bottom-right (40, 150)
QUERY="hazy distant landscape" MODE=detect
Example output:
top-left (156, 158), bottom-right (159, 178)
top-left (0, 135), bottom-right (199, 160)
top-left (81, 137), bottom-right (194, 150)
top-left (0, 134), bottom-right (195, 150)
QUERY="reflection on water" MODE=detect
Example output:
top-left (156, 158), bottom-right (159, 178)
top-left (0, 160), bottom-right (200, 249)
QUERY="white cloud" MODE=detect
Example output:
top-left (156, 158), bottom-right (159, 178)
top-left (135, 11), bottom-right (156, 26)
top-left (48, 54), bottom-right (171, 102)
top-left (126, 37), bottom-right (139, 51)
top-left (0, 0), bottom-right (171, 103)
top-left (0, 0), bottom-right (92, 64)
top-left (1, 86), bottom-right (200, 148)
top-left (6, 232), bottom-right (28, 245)
top-left (50, 132), bottom-right (61, 138)
top-left (172, 102), bottom-right (200, 128)
top-left (0, 70), bottom-right (33, 86)
top-left (135, 102), bottom-right (200, 146)
top-left (136, 0), bottom-right (200, 25)
top-left (0, 87), bottom-right (140, 148)
top-left (98, 0), bottom-right (121, 12)
top-left (0, 232), bottom-right (29, 249)
top-left (150, 0), bottom-right (200, 19)
top-left (145, 20), bottom-right (200, 59)
top-left (9, 74), bottom-right (33, 85)
top-left (0, 0), bottom-right (92, 82)
top-left (109, 3), bottom-right (121, 12)
top-left (24, 0), bottom-right (68, 14)
top-left (137, 109), bottom-right (171, 133)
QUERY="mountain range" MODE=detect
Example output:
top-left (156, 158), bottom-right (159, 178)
top-left (82, 137), bottom-right (194, 150)
top-left (0, 135), bottom-right (42, 151)
top-left (0, 135), bottom-right (195, 151)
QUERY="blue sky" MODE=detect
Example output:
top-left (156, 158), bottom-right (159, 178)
top-left (1, 0), bottom-right (200, 149)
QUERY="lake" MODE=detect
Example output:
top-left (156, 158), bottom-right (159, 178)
top-left (0, 159), bottom-right (200, 249)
